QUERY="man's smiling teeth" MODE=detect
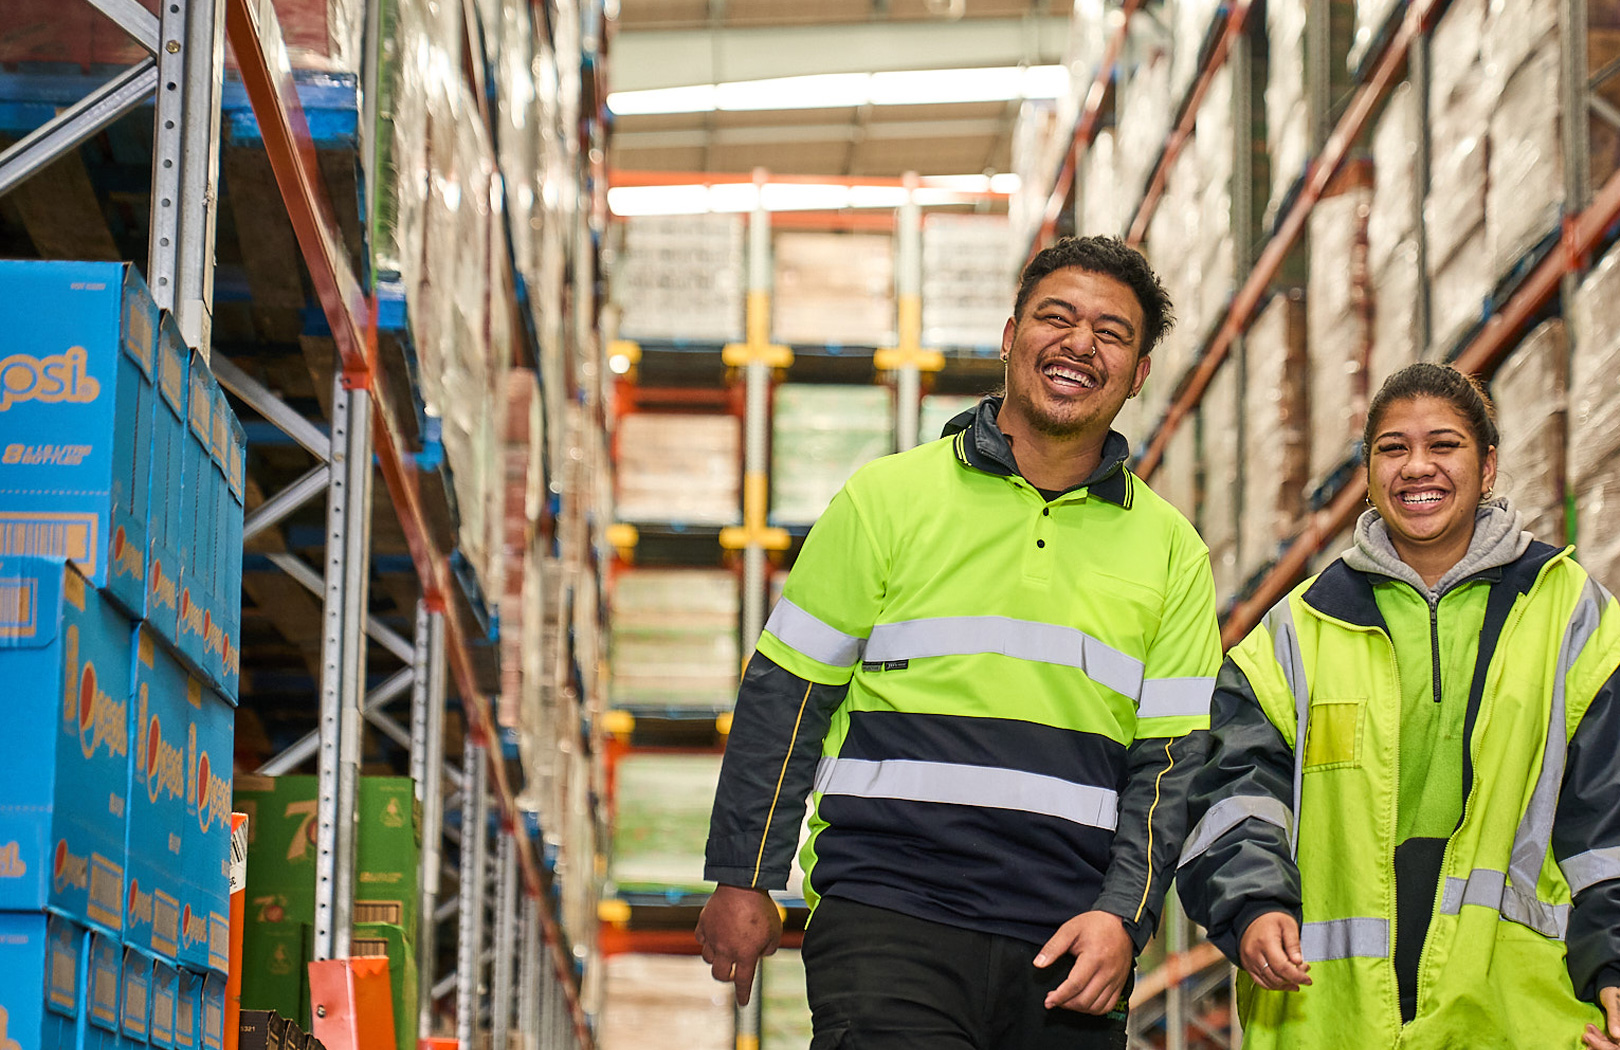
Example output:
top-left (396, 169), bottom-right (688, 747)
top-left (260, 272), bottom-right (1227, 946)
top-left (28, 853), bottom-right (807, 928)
top-left (1043, 364), bottom-right (1096, 389)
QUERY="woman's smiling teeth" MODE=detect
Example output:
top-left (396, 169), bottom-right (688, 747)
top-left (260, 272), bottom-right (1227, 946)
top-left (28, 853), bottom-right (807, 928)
top-left (1043, 362), bottom-right (1097, 391)
top-left (1399, 488), bottom-right (1448, 507)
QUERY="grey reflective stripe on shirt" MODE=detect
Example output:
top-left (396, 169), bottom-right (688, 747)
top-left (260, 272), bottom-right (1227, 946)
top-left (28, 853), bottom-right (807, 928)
top-left (765, 598), bottom-right (867, 668)
top-left (1139, 676), bottom-right (1216, 719)
top-left (1300, 917), bottom-right (1389, 961)
top-left (813, 756), bottom-right (1120, 831)
top-left (863, 615), bottom-right (1145, 699)
top-left (1439, 868), bottom-right (1570, 938)
top-left (1264, 598), bottom-right (1309, 858)
top-left (1562, 846), bottom-right (1620, 896)
top-left (1178, 794), bottom-right (1293, 868)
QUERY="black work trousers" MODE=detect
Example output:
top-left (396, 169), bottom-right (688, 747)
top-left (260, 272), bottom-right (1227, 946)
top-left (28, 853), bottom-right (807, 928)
top-left (802, 896), bottom-right (1130, 1050)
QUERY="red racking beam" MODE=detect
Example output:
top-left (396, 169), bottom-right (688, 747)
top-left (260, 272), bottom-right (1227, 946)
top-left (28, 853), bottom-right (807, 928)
top-left (1219, 162), bottom-right (1620, 648)
top-left (1135, 0), bottom-right (1444, 482)
top-left (225, 0), bottom-right (594, 1042)
top-left (1125, 0), bottom-right (1254, 247)
top-left (1027, 0), bottom-right (1145, 263)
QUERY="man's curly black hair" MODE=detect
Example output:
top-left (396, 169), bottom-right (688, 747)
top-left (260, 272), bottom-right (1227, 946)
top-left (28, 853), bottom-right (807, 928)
top-left (1013, 235), bottom-right (1175, 356)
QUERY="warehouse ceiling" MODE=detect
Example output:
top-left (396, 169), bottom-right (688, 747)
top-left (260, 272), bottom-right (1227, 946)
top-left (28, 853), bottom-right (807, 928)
top-left (605, 0), bottom-right (1071, 181)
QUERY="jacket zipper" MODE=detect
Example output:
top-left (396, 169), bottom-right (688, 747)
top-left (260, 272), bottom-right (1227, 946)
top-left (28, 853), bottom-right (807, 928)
top-left (1428, 595), bottom-right (1442, 704)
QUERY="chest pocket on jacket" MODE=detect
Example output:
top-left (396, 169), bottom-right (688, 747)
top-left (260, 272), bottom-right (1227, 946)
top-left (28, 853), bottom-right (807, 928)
top-left (1303, 697), bottom-right (1365, 771)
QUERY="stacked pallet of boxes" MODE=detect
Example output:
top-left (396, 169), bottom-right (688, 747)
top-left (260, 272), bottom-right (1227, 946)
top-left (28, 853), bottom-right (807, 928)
top-left (232, 776), bottom-right (421, 1049)
top-left (1305, 171), bottom-right (1373, 488)
top-left (614, 216), bottom-right (746, 345)
top-left (1238, 293), bottom-right (1310, 592)
top-left (770, 385), bottom-right (896, 526)
top-left (1366, 80), bottom-right (1424, 393)
top-left (608, 570), bottom-right (740, 715)
top-left (1570, 249), bottom-right (1620, 592)
top-left (0, 262), bottom-right (242, 1050)
top-left (921, 215), bottom-right (1014, 352)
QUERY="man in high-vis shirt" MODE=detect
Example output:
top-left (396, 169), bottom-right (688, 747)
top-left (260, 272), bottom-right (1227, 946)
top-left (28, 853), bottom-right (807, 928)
top-left (696, 236), bottom-right (1223, 1049)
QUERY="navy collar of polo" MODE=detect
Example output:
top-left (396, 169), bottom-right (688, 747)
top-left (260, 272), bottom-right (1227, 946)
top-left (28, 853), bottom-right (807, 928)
top-left (941, 396), bottom-right (1133, 507)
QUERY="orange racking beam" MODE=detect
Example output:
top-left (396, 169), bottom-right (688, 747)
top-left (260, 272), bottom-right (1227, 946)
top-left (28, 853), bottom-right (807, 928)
top-left (1135, 0), bottom-right (1443, 482)
top-left (1218, 162), bottom-right (1620, 648)
top-left (598, 924), bottom-right (805, 958)
top-left (1126, 0), bottom-right (1254, 247)
top-left (225, 0), bottom-right (593, 1043)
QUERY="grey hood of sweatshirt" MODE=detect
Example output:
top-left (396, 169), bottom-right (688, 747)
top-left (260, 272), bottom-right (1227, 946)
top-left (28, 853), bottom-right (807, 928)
top-left (1340, 495), bottom-right (1534, 599)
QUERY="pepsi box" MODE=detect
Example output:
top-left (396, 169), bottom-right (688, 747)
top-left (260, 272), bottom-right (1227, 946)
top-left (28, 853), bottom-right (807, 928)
top-left (0, 260), bottom-right (159, 620)
top-left (174, 351), bottom-right (213, 681)
top-left (125, 628), bottom-right (190, 961)
top-left (0, 910), bottom-right (83, 1050)
top-left (0, 556), bottom-right (130, 933)
top-left (144, 317), bottom-right (189, 649)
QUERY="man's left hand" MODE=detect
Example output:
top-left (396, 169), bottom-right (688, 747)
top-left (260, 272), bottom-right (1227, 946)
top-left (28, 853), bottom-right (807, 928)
top-left (1583, 986), bottom-right (1620, 1049)
top-left (1034, 910), bottom-right (1133, 1014)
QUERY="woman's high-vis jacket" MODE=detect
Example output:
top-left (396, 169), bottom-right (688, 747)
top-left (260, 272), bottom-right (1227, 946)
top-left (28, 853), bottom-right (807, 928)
top-left (1178, 542), bottom-right (1620, 1049)
top-left (706, 399), bottom-right (1223, 950)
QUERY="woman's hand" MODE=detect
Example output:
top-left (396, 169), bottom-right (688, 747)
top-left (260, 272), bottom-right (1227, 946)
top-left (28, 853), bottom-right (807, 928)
top-left (1583, 986), bottom-right (1620, 1049)
top-left (1237, 911), bottom-right (1311, 992)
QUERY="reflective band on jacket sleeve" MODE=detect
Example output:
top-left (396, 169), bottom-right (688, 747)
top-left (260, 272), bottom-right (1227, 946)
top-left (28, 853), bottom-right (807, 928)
top-left (1264, 599), bottom-right (1309, 859)
top-left (1178, 794), bottom-right (1293, 868)
top-left (765, 598), bottom-right (868, 668)
top-left (1498, 578), bottom-right (1608, 937)
top-left (812, 756), bottom-right (1120, 831)
top-left (1300, 917), bottom-right (1389, 961)
top-left (1139, 676), bottom-right (1215, 719)
top-left (862, 615), bottom-right (1145, 698)
top-left (1440, 868), bottom-right (1569, 939)
top-left (1562, 846), bottom-right (1620, 897)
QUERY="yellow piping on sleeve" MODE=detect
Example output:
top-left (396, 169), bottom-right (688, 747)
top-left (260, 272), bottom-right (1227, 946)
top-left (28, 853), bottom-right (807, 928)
top-left (1134, 737), bottom-right (1175, 923)
top-left (752, 680), bottom-right (816, 887)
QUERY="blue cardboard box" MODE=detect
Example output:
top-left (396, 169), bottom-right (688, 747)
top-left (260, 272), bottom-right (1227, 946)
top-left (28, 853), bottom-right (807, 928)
top-left (183, 682), bottom-right (233, 975)
top-left (205, 384), bottom-right (236, 698)
top-left (125, 629), bottom-right (189, 962)
top-left (172, 968), bottom-right (198, 1050)
top-left (121, 945), bottom-right (152, 1044)
top-left (149, 959), bottom-right (178, 1049)
top-left (197, 972), bottom-right (225, 1050)
top-left (0, 911), bottom-right (83, 1050)
top-left (145, 317), bottom-right (188, 648)
top-left (85, 928), bottom-right (123, 1046)
top-left (175, 354), bottom-right (213, 680)
top-left (219, 412), bottom-right (244, 701)
top-left (0, 557), bottom-right (130, 933)
top-left (0, 261), bottom-right (159, 620)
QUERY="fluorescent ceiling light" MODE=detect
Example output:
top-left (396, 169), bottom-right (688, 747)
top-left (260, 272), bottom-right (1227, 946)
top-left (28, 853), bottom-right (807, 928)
top-left (607, 174), bottom-right (1022, 217)
top-left (607, 64), bottom-right (1068, 116)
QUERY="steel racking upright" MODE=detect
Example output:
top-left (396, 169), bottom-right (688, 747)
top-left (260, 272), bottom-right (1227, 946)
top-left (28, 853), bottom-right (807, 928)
top-left (0, 0), bottom-right (609, 1041)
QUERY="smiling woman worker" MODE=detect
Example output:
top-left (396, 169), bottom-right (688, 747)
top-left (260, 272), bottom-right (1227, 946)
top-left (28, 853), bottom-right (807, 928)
top-left (1178, 363), bottom-right (1620, 1049)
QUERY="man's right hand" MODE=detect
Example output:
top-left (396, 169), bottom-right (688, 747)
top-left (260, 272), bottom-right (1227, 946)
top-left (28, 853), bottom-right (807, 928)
top-left (695, 884), bottom-right (783, 1005)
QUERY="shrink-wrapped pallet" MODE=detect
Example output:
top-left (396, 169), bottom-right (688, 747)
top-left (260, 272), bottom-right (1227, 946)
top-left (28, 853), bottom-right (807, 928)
top-left (1203, 358), bottom-right (1241, 603)
top-left (1368, 81), bottom-right (1421, 279)
top-left (614, 413), bottom-right (741, 525)
top-left (1487, 41), bottom-right (1563, 277)
top-left (918, 394), bottom-right (983, 448)
top-left (1307, 186), bottom-right (1373, 484)
top-left (1240, 293), bottom-right (1310, 587)
top-left (1116, 39), bottom-right (1175, 219)
top-left (1369, 241), bottom-right (1424, 393)
top-left (1570, 248), bottom-right (1620, 591)
top-left (1351, 0), bottom-right (1404, 71)
top-left (615, 215), bottom-right (746, 344)
top-left (1429, 226), bottom-right (1492, 356)
top-left (1171, 0), bottom-right (1225, 105)
top-left (1196, 66), bottom-right (1238, 332)
top-left (922, 215), bottom-right (1015, 350)
top-left (763, 951), bottom-right (815, 1050)
top-left (1081, 129), bottom-right (1126, 239)
top-left (1492, 320), bottom-right (1568, 545)
top-left (1266, 0), bottom-right (1310, 226)
top-left (774, 232), bottom-right (896, 347)
top-left (608, 568), bottom-right (740, 713)
top-left (599, 955), bottom-right (731, 1050)
top-left (771, 385), bottom-right (895, 524)
top-left (609, 753), bottom-right (723, 893)
top-left (1157, 416), bottom-right (1200, 526)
